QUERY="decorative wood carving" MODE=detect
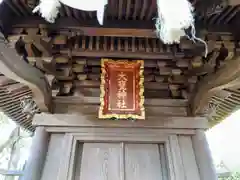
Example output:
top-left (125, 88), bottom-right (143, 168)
top-left (0, 0), bottom-right (239, 127)
top-left (0, 32), bottom-right (52, 112)
top-left (99, 59), bottom-right (145, 119)
top-left (4, 22), bottom-right (240, 120)
top-left (19, 28), bottom-right (52, 57)
top-left (190, 56), bottom-right (240, 115)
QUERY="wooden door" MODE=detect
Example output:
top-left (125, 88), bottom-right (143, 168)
top-left (74, 143), bottom-right (169, 180)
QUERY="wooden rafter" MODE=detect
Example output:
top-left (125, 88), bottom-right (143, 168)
top-left (190, 56), bottom-right (240, 115)
top-left (0, 32), bottom-right (53, 112)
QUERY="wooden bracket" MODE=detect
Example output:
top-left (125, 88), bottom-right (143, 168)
top-left (190, 56), bottom-right (240, 115)
top-left (0, 32), bottom-right (53, 112)
top-left (23, 28), bottom-right (52, 57)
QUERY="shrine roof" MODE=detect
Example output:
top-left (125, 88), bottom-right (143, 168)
top-left (0, 0), bottom-right (239, 33)
top-left (0, 74), bottom-right (33, 131)
top-left (0, 0), bottom-right (240, 130)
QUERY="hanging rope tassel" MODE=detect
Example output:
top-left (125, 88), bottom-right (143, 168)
top-left (155, 0), bottom-right (208, 57)
top-left (97, 5), bottom-right (106, 25)
top-left (185, 25), bottom-right (208, 57)
top-left (155, 0), bottom-right (194, 44)
top-left (32, 0), bottom-right (61, 23)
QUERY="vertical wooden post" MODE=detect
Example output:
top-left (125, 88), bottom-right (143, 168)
top-left (167, 135), bottom-right (185, 180)
top-left (23, 127), bottom-right (49, 180)
top-left (192, 130), bottom-right (217, 180)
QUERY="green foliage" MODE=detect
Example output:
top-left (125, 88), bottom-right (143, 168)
top-left (219, 172), bottom-right (240, 180)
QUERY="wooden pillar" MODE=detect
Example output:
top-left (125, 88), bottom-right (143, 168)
top-left (23, 127), bottom-right (49, 180)
top-left (192, 130), bottom-right (217, 180)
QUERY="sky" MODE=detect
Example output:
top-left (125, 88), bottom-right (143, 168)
top-left (206, 109), bottom-right (240, 173)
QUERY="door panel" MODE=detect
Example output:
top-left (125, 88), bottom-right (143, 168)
top-left (79, 143), bottom-right (121, 180)
top-left (76, 143), bottom-right (168, 180)
top-left (125, 144), bottom-right (163, 180)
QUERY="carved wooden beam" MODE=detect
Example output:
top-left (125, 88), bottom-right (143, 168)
top-left (190, 56), bottom-right (240, 115)
top-left (59, 49), bottom-right (183, 59)
top-left (54, 102), bottom-right (188, 116)
top-left (54, 96), bottom-right (188, 107)
top-left (0, 33), bottom-right (53, 112)
top-left (188, 51), bottom-right (220, 76)
top-left (33, 113), bottom-right (208, 129)
top-left (25, 28), bottom-right (52, 57)
top-left (11, 17), bottom-right (234, 38)
top-left (31, 38), bottom-right (52, 57)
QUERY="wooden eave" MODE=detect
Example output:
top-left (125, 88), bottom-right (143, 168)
top-left (0, 0), bottom-right (239, 33)
top-left (0, 74), bottom-right (34, 131)
top-left (0, 35), bottom-right (53, 112)
top-left (208, 88), bottom-right (240, 126)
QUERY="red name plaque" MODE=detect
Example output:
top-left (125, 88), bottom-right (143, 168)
top-left (99, 59), bottom-right (145, 120)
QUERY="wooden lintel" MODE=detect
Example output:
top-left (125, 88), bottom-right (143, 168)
top-left (54, 103), bottom-right (188, 116)
top-left (54, 96), bottom-right (188, 107)
top-left (68, 27), bottom-right (156, 38)
top-left (33, 113), bottom-right (208, 129)
top-left (12, 18), bottom-right (154, 29)
top-left (190, 56), bottom-right (240, 115)
top-left (12, 18), bottom-right (157, 38)
top-left (0, 34), bottom-right (53, 112)
top-left (11, 17), bottom-right (234, 38)
top-left (59, 49), bottom-right (184, 59)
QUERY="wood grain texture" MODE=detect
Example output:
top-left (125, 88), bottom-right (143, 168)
top-left (67, 137), bottom-right (79, 180)
top-left (71, 143), bottom-right (170, 180)
top-left (41, 134), bottom-right (64, 180)
top-left (190, 56), bottom-right (240, 115)
top-left (168, 135), bottom-right (185, 180)
top-left (57, 134), bottom-right (74, 180)
top-left (24, 127), bottom-right (49, 180)
top-left (178, 136), bottom-right (200, 180)
top-left (125, 144), bottom-right (163, 180)
top-left (80, 143), bottom-right (122, 180)
top-left (55, 104), bottom-right (188, 117)
top-left (36, 133), bottom-right (206, 180)
top-left (33, 113), bottom-right (208, 129)
top-left (0, 40), bottom-right (52, 112)
top-left (192, 130), bottom-right (218, 180)
top-left (159, 144), bottom-right (169, 180)
top-left (73, 143), bottom-right (84, 180)
top-left (46, 127), bottom-right (195, 136)
top-left (54, 97), bottom-right (188, 107)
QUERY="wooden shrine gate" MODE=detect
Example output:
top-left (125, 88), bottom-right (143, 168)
top-left (20, 114), bottom-right (215, 180)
